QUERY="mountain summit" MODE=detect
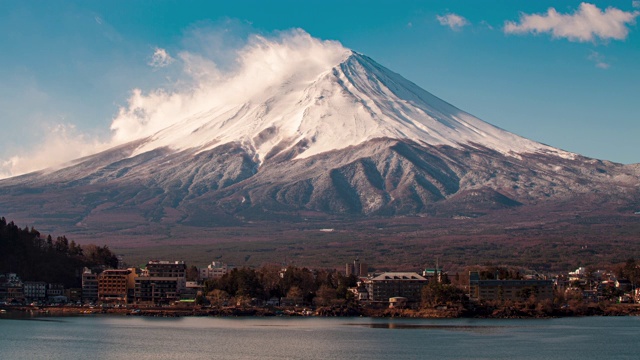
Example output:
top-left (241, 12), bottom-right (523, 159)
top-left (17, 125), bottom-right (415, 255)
top-left (1, 35), bottom-right (638, 240)
top-left (115, 50), bottom-right (573, 165)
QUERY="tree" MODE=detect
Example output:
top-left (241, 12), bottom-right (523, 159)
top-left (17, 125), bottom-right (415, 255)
top-left (421, 281), bottom-right (465, 308)
top-left (207, 289), bottom-right (229, 308)
top-left (315, 284), bottom-right (337, 306)
top-left (186, 265), bottom-right (199, 281)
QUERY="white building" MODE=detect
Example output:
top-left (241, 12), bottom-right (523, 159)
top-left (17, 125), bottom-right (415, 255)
top-left (23, 281), bottom-right (47, 301)
top-left (199, 261), bottom-right (229, 281)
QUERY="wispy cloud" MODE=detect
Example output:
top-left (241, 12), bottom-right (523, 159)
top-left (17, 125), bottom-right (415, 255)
top-left (588, 51), bottom-right (610, 69)
top-left (436, 13), bottom-right (469, 31)
top-left (504, 3), bottom-right (639, 42)
top-left (149, 47), bottom-right (174, 68)
top-left (634, 1), bottom-right (640, 9)
top-left (0, 29), bottom-right (349, 178)
top-left (0, 123), bottom-right (110, 179)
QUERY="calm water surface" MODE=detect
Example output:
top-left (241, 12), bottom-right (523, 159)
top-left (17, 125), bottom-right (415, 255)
top-left (1, 315), bottom-right (639, 359)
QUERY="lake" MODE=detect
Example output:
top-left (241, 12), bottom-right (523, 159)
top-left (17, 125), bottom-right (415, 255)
top-left (1, 315), bottom-right (639, 359)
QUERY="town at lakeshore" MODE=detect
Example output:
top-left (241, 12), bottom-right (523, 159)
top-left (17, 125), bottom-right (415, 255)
top-left (2, 217), bottom-right (640, 318)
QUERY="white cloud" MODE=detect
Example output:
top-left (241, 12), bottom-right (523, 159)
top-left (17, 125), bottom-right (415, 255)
top-left (588, 51), bottom-right (610, 69)
top-left (634, 1), bottom-right (640, 9)
top-left (111, 29), bottom-right (348, 145)
top-left (148, 47), bottom-right (174, 68)
top-left (0, 124), bottom-right (110, 178)
top-left (436, 13), bottom-right (469, 31)
top-left (504, 3), bottom-right (639, 42)
top-left (0, 29), bottom-right (350, 179)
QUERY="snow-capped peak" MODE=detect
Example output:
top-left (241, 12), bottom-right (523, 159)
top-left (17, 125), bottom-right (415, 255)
top-left (117, 34), bottom-right (573, 163)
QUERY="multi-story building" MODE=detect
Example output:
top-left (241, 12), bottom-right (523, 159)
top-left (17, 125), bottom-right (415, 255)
top-left (366, 272), bottom-right (428, 302)
top-left (346, 258), bottom-right (368, 277)
top-left (1, 273), bottom-right (24, 303)
top-left (23, 281), bottom-right (47, 302)
top-left (134, 260), bottom-right (188, 304)
top-left (468, 271), bottom-right (554, 302)
top-left (199, 261), bottom-right (228, 281)
top-left (47, 283), bottom-right (65, 299)
top-left (134, 277), bottom-right (180, 304)
top-left (98, 269), bottom-right (137, 303)
top-left (66, 288), bottom-right (82, 303)
top-left (82, 268), bottom-right (98, 303)
top-left (146, 260), bottom-right (186, 278)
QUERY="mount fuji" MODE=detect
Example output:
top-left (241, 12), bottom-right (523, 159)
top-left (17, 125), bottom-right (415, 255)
top-left (1, 36), bottom-right (639, 254)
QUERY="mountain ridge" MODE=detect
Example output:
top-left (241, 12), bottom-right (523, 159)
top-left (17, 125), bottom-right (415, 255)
top-left (0, 47), bottom-right (638, 247)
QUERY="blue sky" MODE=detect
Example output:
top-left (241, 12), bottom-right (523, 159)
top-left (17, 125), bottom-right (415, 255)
top-left (0, 1), bottom-right (638, 177)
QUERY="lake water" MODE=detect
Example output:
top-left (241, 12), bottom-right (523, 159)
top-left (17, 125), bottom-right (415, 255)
top-left (1, 315), bottom-right (639, 359)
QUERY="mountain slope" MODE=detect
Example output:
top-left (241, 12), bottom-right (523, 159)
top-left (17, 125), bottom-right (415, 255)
top-left (0, 50), bottom-right (638, 240)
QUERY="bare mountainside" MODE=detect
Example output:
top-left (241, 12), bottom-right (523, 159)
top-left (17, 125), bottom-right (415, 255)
top-left (1, 50), bottom-right (639, 268)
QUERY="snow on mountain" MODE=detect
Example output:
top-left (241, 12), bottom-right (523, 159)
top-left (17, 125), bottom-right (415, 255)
top-left (120, 44), bottom-right (574, 165)
top-left (1, 31), bottom-right (638, 237)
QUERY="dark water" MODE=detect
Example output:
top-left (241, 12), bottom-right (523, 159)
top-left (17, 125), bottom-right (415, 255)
top-left (1, 315), bottom-right (639, 359)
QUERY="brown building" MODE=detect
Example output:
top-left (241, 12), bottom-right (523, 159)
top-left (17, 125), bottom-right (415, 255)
top-left (468, 271), bottom-right (554, 302)
top-left (98, 269), bottom-right (137, 303)
top-left (366, 272), bottom-right (428, 302)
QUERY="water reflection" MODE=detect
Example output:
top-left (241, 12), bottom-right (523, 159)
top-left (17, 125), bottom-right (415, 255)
top-left (346, 322), bottom-right (512, 333)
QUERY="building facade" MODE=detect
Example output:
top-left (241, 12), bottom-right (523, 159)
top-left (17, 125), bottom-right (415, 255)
top-left (23, 281), bottom-right (47, 302)
top-left (134, 277), bottom-right (180, 304)
top-left (199, 261), bottom-right (228, 281)
top-left (366, 272), bottom-right (428, 302)
top-left (82, 268), bottom-right (98, 303)
top-left (469, 271), bottom-right (554, 301)
top-left (346, 258), bottom-right (368, 277)
top-left (98, 269), bottom-right (137, 303)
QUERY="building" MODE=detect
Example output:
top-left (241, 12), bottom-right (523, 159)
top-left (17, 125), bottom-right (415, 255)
top-left (134, 277), bottom-right (181, 304)
top-left (82, 268), bottom-right (99, 303)
top-left (134, 260), bottom-right (188, 304)
top-left (146, 260), bottom-right (187, 278)
top-left (47, 283), bottom-right (65, 299)
top-left (66, 288), bottom-right (82, 303)
top-left (0, 273), bottom-right (24, 303)
top-left (468, 271), bottom-right (554, 302)
top-left (199, 261), bottom-right (229, 281)
top-left (98, 269), bottom-right (137, 303)
top-left (346, 258), bottom-right (368, 277)
top-left (366, 272), bottom-right (428, 302)
top-left (23, 281), bottom-right (47, 302)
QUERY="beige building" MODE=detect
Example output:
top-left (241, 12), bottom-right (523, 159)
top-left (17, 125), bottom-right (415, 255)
top-left (199, 261), bottom-right (229, 281)
top-left (98, 268), bottom-right (137, 303)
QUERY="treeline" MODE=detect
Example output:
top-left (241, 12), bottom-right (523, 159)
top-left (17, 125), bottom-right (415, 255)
top-left (0, 217), bottom-right (118, 287)
top-left (204, 265), bottom-right (358, 306)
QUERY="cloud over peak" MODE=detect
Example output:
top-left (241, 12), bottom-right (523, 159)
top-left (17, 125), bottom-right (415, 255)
top-left (0, 29), bottom-right (349, 179)
top-left (504, 3), bottom-right (639, 42)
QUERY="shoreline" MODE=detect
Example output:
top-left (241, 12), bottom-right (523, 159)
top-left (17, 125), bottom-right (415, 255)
top-left (2, 303), bottom-right (640, 320)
